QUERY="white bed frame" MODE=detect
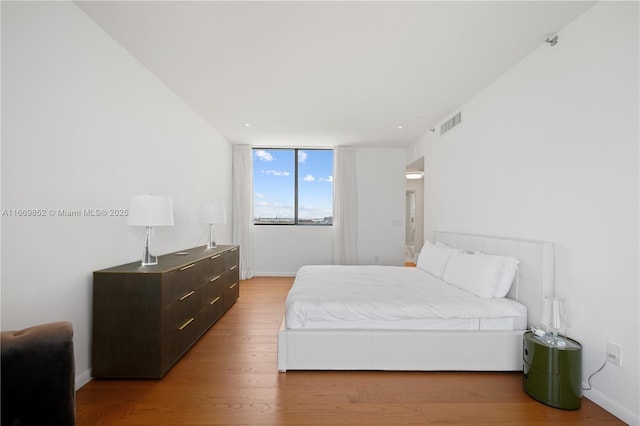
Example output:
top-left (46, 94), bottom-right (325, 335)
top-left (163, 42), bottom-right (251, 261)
top-left (277, 232), bottom-right (554, 372)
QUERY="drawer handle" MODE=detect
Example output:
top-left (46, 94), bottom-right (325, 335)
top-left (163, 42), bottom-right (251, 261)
top-left (210, 275), bottom-right (221, 282)
top-left (231, 247), bottom-right (238, 252)
top-left (230, 265), bottom-right (238, 271)
top-left (210, 296), bottom-right (221, 305)
top-left (230, 282), bottom-right (238, 289)
top-left (178, 317), bottom-right (195, 331)
top-left (180, 264), bottom-right (195, 271)
top-left (210, 254), bottom-right (221, 260)
top-left (179, 290), bottom-right (195, 301)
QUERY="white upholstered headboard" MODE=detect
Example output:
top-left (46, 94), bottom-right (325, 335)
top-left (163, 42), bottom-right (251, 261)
top-left (433, 231), bottom-right (554, 328)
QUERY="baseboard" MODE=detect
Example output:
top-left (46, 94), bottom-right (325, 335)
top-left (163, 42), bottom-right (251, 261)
top-left (584, 388), bottom-right (639, 425)
top-left (253, 271), bottom-right (297, 277)
top-left (75, 368), bottom-right (92, 390)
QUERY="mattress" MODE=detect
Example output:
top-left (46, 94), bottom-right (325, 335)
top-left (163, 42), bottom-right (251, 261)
top-left (285, 265), bottom-right (527, 331)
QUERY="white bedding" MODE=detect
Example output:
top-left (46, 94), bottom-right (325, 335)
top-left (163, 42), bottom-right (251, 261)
top-left (285, 265), bottom-right (527, 331)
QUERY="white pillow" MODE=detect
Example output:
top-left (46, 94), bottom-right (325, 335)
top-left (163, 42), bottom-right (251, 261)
top-left (474, 251), bottom-right (520, 298)
top-left (416, 241), bottom-right (459, 278)
top-left (443, 252), bottom-right (503, 298)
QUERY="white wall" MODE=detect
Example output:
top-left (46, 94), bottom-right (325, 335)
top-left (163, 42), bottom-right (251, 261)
top-left (1, 1), bottom-right (233, 388)
top-left (254, 226), bottom-right (333, 275)
top-left (407, 136), bottom-right (426, 168)
top-left (254, 147), bottom-right (406, 275)
top-left (421, 2), bottom-right (638, 423)
top-left (356, 148), bottom-right (406, 266)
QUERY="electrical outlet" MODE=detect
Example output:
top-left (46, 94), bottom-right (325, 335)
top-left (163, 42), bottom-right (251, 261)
top-left (607, 342), bottom-right (621, 366)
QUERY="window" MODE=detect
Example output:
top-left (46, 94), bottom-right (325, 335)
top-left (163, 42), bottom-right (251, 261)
top-left (253, 148), bottom-right (333, 225)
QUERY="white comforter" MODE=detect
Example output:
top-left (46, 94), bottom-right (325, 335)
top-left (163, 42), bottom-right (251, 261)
top-left (285, 265), bottom-right (526, 330)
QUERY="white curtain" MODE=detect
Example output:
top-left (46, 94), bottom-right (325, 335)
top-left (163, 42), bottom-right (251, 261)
top-left (332, 147), bottom-right (358, 265)
top-left (232, 145), bottom-right (255, 279)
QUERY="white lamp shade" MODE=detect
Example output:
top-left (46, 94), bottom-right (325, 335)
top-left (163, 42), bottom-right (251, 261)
top-left (199, 203), bottom-right (226, 224)
top-left (127, 195), bottom-right (174, 226)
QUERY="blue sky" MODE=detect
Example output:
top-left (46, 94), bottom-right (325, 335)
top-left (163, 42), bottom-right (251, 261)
top-left (253, 149), bottom-right (333, 220)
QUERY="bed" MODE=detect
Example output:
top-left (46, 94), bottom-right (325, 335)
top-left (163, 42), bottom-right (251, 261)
top-left (277, 232), bottom-right (554, 372)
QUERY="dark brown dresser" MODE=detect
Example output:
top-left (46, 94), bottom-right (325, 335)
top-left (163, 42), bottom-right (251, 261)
top-left (92, 245), bottom-right (240, 378)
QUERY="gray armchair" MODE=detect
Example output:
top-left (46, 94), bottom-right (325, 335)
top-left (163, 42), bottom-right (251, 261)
top-left (1, 321), bottom-right (75, 426)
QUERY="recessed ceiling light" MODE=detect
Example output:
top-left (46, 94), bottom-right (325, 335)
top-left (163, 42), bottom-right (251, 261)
top-left (244, 123), bottom-right (251, 127)
top-left (397, 126), bottom-right (404, 130)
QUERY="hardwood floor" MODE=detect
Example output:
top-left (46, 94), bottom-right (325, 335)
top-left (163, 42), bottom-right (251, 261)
top-left (77, 276), bottom-right (624, 425)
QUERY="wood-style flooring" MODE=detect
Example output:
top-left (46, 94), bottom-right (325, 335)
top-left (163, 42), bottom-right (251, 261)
top-left (76, 276), bottom-right (624, 425)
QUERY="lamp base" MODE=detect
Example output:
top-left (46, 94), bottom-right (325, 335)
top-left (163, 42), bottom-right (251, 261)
top-left (141, 228), bottom-right (158, 266)
top-left (141, 255), bottom-right (158, 266)
top-left (141, 247), bottom-right (158, 266)
top-left (206, 224), bottom-right (217, 249)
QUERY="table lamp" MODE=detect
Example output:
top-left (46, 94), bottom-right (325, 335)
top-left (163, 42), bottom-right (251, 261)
top-left (199, 203), bottom-right (226, 249)
top-left (541, 296), bottom-right (569, 346)
top-left (128, 195), bottom-right (174, 266)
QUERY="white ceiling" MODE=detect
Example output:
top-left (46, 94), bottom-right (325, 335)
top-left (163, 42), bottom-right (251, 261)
top-left (75, 1), bottom-right (594, 148)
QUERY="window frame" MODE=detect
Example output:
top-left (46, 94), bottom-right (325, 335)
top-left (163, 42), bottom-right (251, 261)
top-left (253, 147), bottom-right (333, 226)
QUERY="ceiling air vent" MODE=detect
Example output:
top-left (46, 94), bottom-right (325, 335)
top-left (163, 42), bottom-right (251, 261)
top-left (440, 112), bottom-right (462, 135)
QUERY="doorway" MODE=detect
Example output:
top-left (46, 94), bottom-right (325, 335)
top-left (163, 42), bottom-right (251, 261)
top-left (405, 157), bottom-right (424, 265)
top-left (405, 190), bottom-right (416, 264)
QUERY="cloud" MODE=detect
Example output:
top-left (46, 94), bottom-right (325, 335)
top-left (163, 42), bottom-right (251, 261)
top-left (298, 151), bottom-right (307, 163)
top-left (255, 150), bottom-right (273, 162)
top-left (254, 193), bottom-right (265, 198)
top-left (301, 175), bottom-right (333, 183)
top-left (261, 169), bottom-right (290, 176)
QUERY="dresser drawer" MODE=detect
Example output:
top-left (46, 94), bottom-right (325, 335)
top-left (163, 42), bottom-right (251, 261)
top-left (163, 313), bottom-right (204, 373)
top-left (202, 271), bottom-right (225, 324)
top-left (201, 275), bottom-right (224, 309)
top-left (163, 288), bottom-right (201, 338)
top-left (202, 270), bottom-right (224, 295)
top-left (201, 252), bottom-right (225, 281)
top-left (202, 291), bottom-right (225, 325)
top-left (163, 262), bottom-right (205, 305)
top-left (224, 247), bottom-right (240, 271)
top-left (224, 279), bottom-right (240, 310)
